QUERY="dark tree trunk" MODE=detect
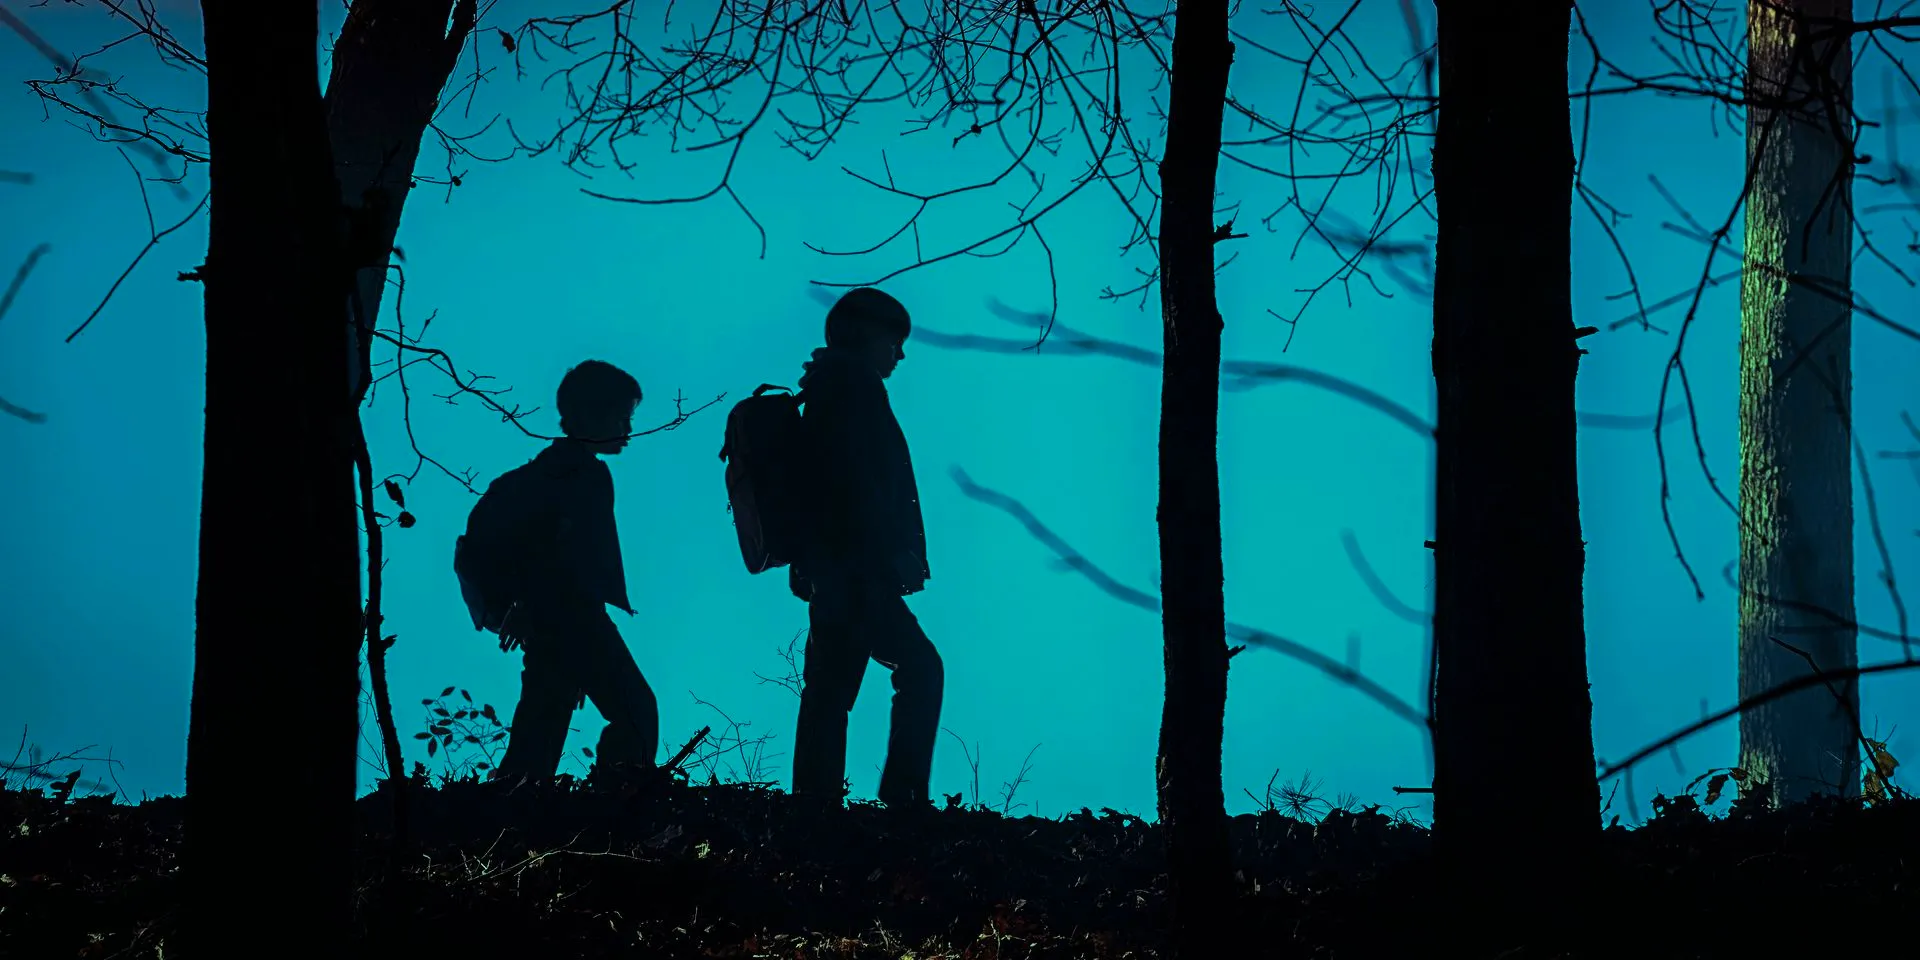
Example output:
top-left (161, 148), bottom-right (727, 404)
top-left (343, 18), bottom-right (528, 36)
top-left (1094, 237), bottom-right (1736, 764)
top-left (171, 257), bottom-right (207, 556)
top-left (184, 1), bottom-right (359, 953)
top-left (325, 0), bottom-right (477, 848)
top-left (1154, 0), bottom-right (1235, 952)
top-left (328, 0), bottom-right (475, 403)
top-left (1430, 0), bottom-right (1598, 939)
top-left (1736, 0), bottom-right (1858, 807)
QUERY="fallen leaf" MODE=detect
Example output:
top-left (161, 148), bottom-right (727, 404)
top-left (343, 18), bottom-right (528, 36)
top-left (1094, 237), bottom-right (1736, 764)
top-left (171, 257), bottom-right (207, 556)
top-left (1704, 774), bottom-right (1729, 806)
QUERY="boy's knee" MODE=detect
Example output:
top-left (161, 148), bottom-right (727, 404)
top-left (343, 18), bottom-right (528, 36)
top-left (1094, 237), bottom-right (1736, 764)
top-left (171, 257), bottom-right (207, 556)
top-left (800, 671), bottom-right (861, 715)
top-left (623, 679), bottom-right (659, 715)
top-left (908, 645), bottom-right (944, 690)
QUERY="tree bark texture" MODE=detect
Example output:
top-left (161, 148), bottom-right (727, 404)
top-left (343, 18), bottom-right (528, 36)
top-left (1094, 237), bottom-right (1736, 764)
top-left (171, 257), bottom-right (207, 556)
top-left (1155, 0), bottom-right (1235, 952)
top-left (1430, 0), bottom-right (1599, 927)
top-left (1737, 0), bottom-right (1858, 806)
top-left (184, 2), bottom-right (360, 954)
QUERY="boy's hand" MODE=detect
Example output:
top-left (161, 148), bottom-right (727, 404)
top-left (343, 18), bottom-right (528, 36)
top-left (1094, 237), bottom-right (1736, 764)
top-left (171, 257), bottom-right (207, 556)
top-left (498, 603), bottom-right (530, 652)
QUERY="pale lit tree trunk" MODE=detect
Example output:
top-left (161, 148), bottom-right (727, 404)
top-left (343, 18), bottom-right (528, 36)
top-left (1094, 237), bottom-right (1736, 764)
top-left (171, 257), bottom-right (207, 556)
top-left (1737, 0), bottom-right (1858, 806)
top-left (1155, 0), bottom-right (1236, 953)
top-left (1431, 0), bottom-right (1597, 938)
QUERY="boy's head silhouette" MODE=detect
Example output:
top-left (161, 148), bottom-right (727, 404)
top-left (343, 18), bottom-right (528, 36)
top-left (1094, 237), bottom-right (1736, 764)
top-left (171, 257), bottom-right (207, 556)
top-left (825, 287), bottom-right (911, 380)
top-left (557, 359), bottom-right (643, 455)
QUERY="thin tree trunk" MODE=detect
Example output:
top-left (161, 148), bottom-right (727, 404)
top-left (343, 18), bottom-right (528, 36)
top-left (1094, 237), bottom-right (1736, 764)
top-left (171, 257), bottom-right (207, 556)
top-left (1155, 0), bottom-right (1235, 952)
top-left (355, 426), bottom-right (400, 790)
top-left (1430, 0), bottom-right (1597, 938)
top-left (1737, 0), bottom-right (1858, 806)
top-left (184, 1), bottom-right (359, 952)
top-left (325, 0), bottom-right (477, 851)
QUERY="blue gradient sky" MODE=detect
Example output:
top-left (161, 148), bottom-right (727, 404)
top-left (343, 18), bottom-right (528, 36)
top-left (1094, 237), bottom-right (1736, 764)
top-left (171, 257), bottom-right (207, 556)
top-left (2, 0), bottom-right (1916, 822)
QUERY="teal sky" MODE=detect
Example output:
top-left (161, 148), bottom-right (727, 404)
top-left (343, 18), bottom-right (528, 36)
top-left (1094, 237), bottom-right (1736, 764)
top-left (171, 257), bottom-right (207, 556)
top-left (2, 1), bottom-right (1916, 823)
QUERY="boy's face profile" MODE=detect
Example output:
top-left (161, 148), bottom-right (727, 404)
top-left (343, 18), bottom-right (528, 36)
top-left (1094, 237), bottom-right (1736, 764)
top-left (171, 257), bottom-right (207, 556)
top-left (574, 402), bottom-right (636, 456)
top-left (555, 360), bottom-right (641, 456)
top-left (860, 324), bottom-right (907, 380)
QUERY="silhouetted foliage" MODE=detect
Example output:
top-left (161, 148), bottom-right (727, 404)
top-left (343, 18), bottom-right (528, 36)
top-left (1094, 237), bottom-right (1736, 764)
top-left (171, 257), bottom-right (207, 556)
top-left (5, 776), bottom-right (1920, 958)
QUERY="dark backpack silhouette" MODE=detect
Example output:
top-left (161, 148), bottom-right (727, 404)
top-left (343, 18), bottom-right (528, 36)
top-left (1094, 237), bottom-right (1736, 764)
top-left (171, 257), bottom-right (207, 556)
top-left (453, 463), bottom-right (556, 634)
top-left (719, 383), bottom-right (811, 574)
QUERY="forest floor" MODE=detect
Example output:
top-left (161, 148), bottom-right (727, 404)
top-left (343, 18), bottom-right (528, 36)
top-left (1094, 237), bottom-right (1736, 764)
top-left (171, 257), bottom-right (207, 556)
top-left (4, 768), bottom-right (1917, 959)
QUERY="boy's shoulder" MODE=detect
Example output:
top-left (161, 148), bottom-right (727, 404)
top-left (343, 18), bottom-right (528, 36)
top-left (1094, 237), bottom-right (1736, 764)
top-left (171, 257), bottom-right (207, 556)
top-left (482, 456), bottom-right (538, 497)
top-left (802, 360), bottom-right (886, 407)
top-left (481, 445), bottom-right (579, 495)
top-left (529, 442), bottom-right (612, 492)
top-left (478, 447), bottom-right (608, 531)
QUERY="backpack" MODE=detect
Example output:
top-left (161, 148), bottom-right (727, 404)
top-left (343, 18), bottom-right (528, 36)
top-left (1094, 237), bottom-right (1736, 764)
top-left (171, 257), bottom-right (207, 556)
top-left (718, 383), bottom-right (810, 574)
top-left (453, 463), bottom-right (551, 634)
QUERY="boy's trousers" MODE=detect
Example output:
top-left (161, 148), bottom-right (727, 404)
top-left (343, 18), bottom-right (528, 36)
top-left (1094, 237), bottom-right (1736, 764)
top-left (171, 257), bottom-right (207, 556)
top-left (496, 604), bottom-right (658, 779)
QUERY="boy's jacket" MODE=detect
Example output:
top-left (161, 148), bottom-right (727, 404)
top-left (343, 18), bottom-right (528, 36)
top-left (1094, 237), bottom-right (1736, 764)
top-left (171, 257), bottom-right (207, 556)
top-left (512, 440), bottom-right (634, 615)
top-left (792, 346), bottom-right (929, 596)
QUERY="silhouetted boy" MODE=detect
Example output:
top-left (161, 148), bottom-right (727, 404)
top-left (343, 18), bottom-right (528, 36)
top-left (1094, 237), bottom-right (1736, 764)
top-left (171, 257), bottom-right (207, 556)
top-left (462, 359), bottom-right (660, 782)
top-left (789, 288), bottom-right (942, 810)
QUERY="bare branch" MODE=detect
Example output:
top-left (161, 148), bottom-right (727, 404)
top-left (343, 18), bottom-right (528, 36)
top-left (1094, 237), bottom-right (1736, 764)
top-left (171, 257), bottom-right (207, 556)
top-left (1338, 529), bottom-right (1427, 626)
top-left (1, 243), bottom-right (53, 424)
top-left (950, 465), bottom-right (1427, 733)
top-left (1597, 658), bottom-right (1920, 783)
top-left (898, 293), bottom-right (1681, 438)
top-left (512, 0), bottom-right (1169, 339)
top-left (5, 1), bottom-right (202, 190)
top-left (66, 150), bottom-right (209, 342)
top-left (1, 243), bottom-right (50, 328)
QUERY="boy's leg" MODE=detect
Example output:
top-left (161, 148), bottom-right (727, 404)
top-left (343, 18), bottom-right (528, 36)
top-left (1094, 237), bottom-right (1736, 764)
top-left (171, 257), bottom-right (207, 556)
top-left (791, 584), bottom-right (871, 800)
top-left (575, 609), bottom-right (660, 769)
top-left (495, 641), bottom-right (578, 780)
top-left (869, 592), bottom-right (943, 809)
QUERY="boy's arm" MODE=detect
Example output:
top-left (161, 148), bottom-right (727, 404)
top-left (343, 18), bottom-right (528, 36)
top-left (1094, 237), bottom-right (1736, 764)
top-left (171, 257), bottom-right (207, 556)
top-left (524, 462), bottom-right (621, 614)
top-left (580, 460), bottom-right (630, 612)
top-left (804, 374), bottom-right (892, 575)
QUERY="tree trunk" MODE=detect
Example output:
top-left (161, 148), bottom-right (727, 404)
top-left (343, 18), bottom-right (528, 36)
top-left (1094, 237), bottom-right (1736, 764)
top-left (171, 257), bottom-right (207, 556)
top-left (1155, 0), bottom-right (1235, 953)
top-left (1430, 0), bottom-right (1598, 937)
top-left (328, 0), bottom-right (475, 404)
top-left (184, 1), bottom-right (360, 953)
top-left (325, 0), bottom-right (477, 849)
top-left (1737, 0), bottom-right (1858, 806)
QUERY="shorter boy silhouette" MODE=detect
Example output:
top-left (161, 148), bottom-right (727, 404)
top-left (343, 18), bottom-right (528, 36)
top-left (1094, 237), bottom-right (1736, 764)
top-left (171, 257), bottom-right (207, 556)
top-left (485, 360), bottom-right (659, 781)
